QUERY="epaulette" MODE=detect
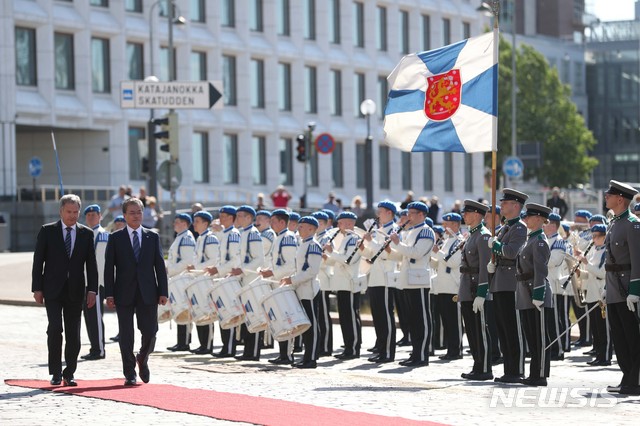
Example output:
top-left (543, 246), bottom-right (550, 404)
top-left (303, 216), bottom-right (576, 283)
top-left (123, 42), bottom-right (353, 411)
top-left (416, 227), bottom-right (435, 241)
top-left (345, 235), bottom-right (358, 247)
top-left (96, 232), bottom-right (109, 243)
top-left (205, 234), bottom-right (219, 245)
top-left (307, 241), bottom-right (322, 255)
top-left (248, 231), bottom-right (262, 242)
top-left (228, 233), bottom-right (241, 243)
top-left (551, 238), bottom-right (566, 250)
top-left (179, 235), bottom-right (196, 246)
top-left (261, 231), bottom-right (275, 242)
top-left (281, 235), bottom-right (298, 247)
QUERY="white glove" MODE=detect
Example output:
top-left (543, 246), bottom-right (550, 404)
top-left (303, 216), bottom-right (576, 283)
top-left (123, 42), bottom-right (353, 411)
top-left (627, 295), bottom-right (639, 312)
top-left (472, 296), bottom-right (485, 313)
top-left (532, 299), bottom-right (544, 311)
top-left (488, 236), bottom-right (496, 248)
top-left (487, 262), bottom-right (496, 274)
top-left (600, 288), bottom-right (607, 302)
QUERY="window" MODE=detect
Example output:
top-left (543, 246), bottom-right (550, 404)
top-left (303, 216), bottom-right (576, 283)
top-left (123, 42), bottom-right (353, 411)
top-left (222, 55), bottom-right (237, 105)
top-left (192, 132), bottom-right (209, 183)
top-left (251, 58), bottom-right (265, 108)
top-left (190, 51), bottom-right (206, 81)
top-left (463, 21), bottom-right (471, 39)
top-left (304, 0), bottom-right (316, 40)
top-left (92, 37), bottom-right (110, 93)
top-left (90, 0), bottom-right (108, 6)
top-left (443, 18), bottom-right (451, 45)
top-left (250, 0), bottom-right (263, 32)
top-left (54, 33), bottom-right (74, 90)
top-left (422, 15), bottom-right (431, 51)
top-left (305, 65), bottom-right (317, 114)
top-left (330, 69), bottom-right (342, 116)
top-left (329, 0), bottom-right (340, 44)
top-left (279, 62), bottom-right (291, 111)
top-left (221, 0), bottom-right (235, 27)
top-left (279, 137), bottom-right (293, 185)
top-left (128, 127), bottom-right (145, 181)
top-left (377, 75), bottom-right (388, 119)
top-left (444, 152), bottom-right (453, 191)
top-left (353, 1), bottom-right (364, 48)
top-left (332, 142), bottom-right (343, 188)
top-left (401, 152), bottom-right (412, 190)
top-left (356, 144), bottom-right (365, 189)
top-left (377, 6), bottom-right (387, 51)
top-left (574, 63), bottom-right (584, 94)
top-left (15, 27), bottom-right (37, 86)
top-left (423, 153), bottom-right (432, 191)
top-left (562, 56), bottom-right (571, 84)
top-left (223, 134), bottom-right (238, 184)
top-left (190, 0), bottom-right (206, 23)
top-left (399, 10), bottom-right (409, 54)
top-left (379, 146), bottom-right (390, 189)
top-left (252, 136), bottom-right (266, 185)
top-left (464, 154), bottom-right (473, 192)
top-left (126, 42), bottom-right (144, 80)
top-left (159, 46), bottom-right (176, 81)
top-left (353, 72), bottom-right (365, 118)
top-left (125, 0), bottom-right (142, 12)
top-left (277, 0), bottom-right (290, 36)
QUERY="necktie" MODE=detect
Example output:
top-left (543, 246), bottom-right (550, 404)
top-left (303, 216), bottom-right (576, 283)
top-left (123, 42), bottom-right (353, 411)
top-left (65, 227), bottom-right (72, 258)
top-left (133, 230), bottom-right (141, 261)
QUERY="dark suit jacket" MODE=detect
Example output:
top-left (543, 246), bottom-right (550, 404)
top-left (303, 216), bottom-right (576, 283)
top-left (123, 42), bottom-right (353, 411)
top-left (104, 227), bottom-right (168, 306)
top-left (31, 221), bottom-right (98, 302)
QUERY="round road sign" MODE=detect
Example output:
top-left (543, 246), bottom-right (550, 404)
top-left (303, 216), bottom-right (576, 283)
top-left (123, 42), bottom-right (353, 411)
top-left (315, 133), bottom-right (335, 155)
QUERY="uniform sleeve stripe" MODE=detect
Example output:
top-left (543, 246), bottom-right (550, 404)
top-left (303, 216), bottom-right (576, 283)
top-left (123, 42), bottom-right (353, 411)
top-left (180, 238), bottom-right (196, 247)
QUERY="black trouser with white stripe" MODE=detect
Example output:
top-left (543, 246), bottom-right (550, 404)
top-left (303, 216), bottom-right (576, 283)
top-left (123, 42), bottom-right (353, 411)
top-left (607, 302), bottom-right (640, 388)
top-left (317, 290), bottom-right (333, 354)
top-left (484, 298), bottom-right (502, 361)
top-left (493, 291), bottom-right (524, 377)
top-left (547, 298), bottom-right (563, 358)
top-left (572, 298), bottom-right (591, 344)
top-left (301, 294), bottom-right (320, 362)
top-left (176, 324), bottom-right (191, 347)
top-left (240, 324), bottom-right (262, 359)
top-left (196, 324), bottom-right (214, 351)
top-left (219, 325), bottom-right (236, 355)
top-left (521, 307), bottom-right (550, 380)
top-left (83, 285), bottom-right (105, 356)
top-left (558, 295), bottom-right (571, 352)
top-left (587, 301), bottom-right (612, 362)
top-left (369, 286), bottom-right (396, 359)
top-left (437, 293), bottom-right (462, 357)
top-left (431, 295), bottom-right (443, 350)
top-left (337, 291), bottom-right (361, 355)
top-left (461, 301), bottom-right (492, 374)
top-left (392, 288), bottom-right (411, 342)
top-left (405, 287), bottom-right (432, 363)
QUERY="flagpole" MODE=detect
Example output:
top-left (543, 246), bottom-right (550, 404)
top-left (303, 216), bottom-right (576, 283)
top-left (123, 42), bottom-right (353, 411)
top-left (490, 1), bottom-right (500, 238)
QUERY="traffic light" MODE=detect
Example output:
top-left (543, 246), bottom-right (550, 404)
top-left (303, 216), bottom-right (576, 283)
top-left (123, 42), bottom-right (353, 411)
top-left (152, 112), bottom-right (179, 160)
top-left (296, 134), bottom-right (306, 162)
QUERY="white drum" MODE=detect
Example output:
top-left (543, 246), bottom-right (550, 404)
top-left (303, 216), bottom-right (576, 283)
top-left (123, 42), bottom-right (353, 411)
top-left (237, 279), bottom-right (272, 333)
top-left (157, 300), bottom-right (172, 323)
top-left (210, 276), bottom-right (246, 329)
top-left (261, 287), bottom-right (311, 342)
top-left (168, 275), bottom-right (193, 324)
top-left (186, 276), bottom-right (218, 325)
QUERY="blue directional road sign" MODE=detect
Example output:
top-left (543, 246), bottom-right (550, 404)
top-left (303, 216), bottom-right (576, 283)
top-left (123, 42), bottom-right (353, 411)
top-left (28, 157), bottom-right (42, 178)
top-left (503, 156), bottom-right (524, 179)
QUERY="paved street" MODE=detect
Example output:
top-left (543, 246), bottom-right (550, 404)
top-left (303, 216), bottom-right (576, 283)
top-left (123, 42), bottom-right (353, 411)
top-left (1, 253), bottom-right (639, 425)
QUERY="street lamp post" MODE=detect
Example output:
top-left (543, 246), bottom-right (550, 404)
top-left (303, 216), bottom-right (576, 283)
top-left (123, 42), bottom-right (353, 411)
top-left (360, 99), bottom-right (376, 216)
top-left (301, 121), bottom-right (315, 209)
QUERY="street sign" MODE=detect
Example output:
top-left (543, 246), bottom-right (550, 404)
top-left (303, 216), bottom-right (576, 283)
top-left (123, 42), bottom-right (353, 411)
top-left (28, 157), bottom-right (42, 178)
top-left (157, 160), bottom-right (183, 191)
top-left (315, 133), bottom-right (335, 155)
top-left (503, 156), bottom-right (524, 179)
top-left (120, 81), bottom-right (222, 109)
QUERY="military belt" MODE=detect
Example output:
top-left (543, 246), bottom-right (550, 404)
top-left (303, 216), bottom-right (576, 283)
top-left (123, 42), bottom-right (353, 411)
top-left (515, 272), bottom-right (534, 281)
top-left (497, 259), bottom-right (516, 267)
top-left (604, 264), bottom-right (631, 272)
top-left (460, 266), bottom-right (480, 274)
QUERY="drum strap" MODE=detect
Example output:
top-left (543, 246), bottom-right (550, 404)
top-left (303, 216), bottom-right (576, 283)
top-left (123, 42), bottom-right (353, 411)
top-left (302, 244), bottom-right (311, 271)
top-left (276, 237), bottom-right (286, 266)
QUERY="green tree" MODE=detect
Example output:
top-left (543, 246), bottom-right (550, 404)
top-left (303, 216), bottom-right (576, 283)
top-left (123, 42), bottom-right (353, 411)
top-left (494, 36), bottom-right (598, 187)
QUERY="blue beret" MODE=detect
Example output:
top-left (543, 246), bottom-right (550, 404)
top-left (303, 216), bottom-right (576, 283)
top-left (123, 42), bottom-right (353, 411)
top-left (377, 200), bottom-right (397, 215)
top-left (561, 222), bottom-right (570, 233)
top-left (442, 212), bottom-right (462, 222)
top-left (398, 209), bottom-right (408, 217)
top-left (337, 211), bottom-right (358, 221)
top-left (271, 209), bottom-right (290, 219)
top-left (175, 213), bottom-right (192, 225)
top-left (312, 211), bottom-right (329, 221)
top-left (299, 216), bottom-right (319, 227)
top-left (256, 210), bottom-right (271, 218)
top-left (548, 213), bottom-right (561, 222)
top-left (407, 201), bottom-right (429, 214)
top-left (219, 205), bottom-right (237, 216)
top-left (589, 214), bottom-right (607, 224)
top-left (237, 205), bottom-right (256, 216)
top-left (433, 225), bottom-right (445, 235)
top-left (574, 210), bottom-right (592, 219)
top-left (289, 212), bottom-right (300, 221)
top-left (114, 215), bottom-right (126, 223)
top-left (487, 205), bottom-right (501, 215)
top-left (590, 224), bottom-right (607, 234)
top-left (193, 211), bottom-right (213, 223)
top-left (425, 217), bottom-right (434, 227)
top-left (635, 202), bottom-right (640, 212)
top-left (322, 209), bottom-right (336, 221)
top-left (84, 204), bottom-right (101, 215)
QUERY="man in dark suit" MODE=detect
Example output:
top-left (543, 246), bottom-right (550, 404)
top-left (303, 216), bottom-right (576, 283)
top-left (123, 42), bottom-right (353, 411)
top-left (32, 194), bottom-right (98, 386)
top-left (105, 197), bottom-right (168, 386)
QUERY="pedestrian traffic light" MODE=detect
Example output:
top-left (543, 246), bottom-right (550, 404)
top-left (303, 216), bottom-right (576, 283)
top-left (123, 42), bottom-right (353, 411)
top-left (296, 134), bottom-right (306, 162)
top-left (152, 112), bottom-right (179, 161)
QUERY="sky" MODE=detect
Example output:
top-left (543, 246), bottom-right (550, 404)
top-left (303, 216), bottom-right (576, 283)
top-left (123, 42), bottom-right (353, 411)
top-left (589, 0), bottom-right (637, 22)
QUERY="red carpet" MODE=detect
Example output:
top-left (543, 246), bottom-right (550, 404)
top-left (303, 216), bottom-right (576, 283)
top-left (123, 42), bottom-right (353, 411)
top-left (5, 379), bottom-right (443, 425)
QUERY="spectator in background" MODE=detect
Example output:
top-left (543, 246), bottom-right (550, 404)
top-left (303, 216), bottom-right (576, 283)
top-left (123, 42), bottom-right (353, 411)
top-left (428, 196), bottom-right (442, 225)
top-left (400, 191), bottom-right (414, 210)
top-left (546, 187), bottom-right (569, 219)
top-left (323, 192), bottom-right (340, 213)
top-left (125, 185), bottom-right (133, 197)
top-left (137, 187), bottom-right (147, 207)
top-left (270, 185), bottom-right (292, 208)
top-left (351, 196), bottom-right (364, 216)
top-left (108, 185), bottom-right (129, 216)
top-left (256, 193), bottom-right (266, 211)
top-left (142, 196), bottom-right (159, 229)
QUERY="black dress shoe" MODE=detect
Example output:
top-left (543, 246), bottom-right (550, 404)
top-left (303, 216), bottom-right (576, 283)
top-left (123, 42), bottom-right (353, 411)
top-left (192, 347), bottom-right (212, 355)
top-left (398, 357), bottom-right (415, 366)
top-left (461, 371), bottom-right (473, 379)
top-left (293, 346), bottom-right (303, 353)
top-left (583, 348), bottom-right (597, 356)
top-left (588, 360), bottom-right (612, 367)
top-left (607, 384), bottom-right (622, 393)
top-left (520, 377), bottom-right (548, 387)
top-left (50, 375), bottom-right (62, 386)
top-left (136, 354), bottom-right (150, 384)
top-left (167, 344), bottom-right (190, 352)
top-left (334, 352), bottom-right (359, 360)
top-left (317, 351), bottom-right (332, 358)
top-left (367, 347), bottom-right (380, 353)
top-left (402, 359), bottom-right (429, 368)
top-left (367, 355), bottom-right (380, 362)
top-left (81, 353), bottom-right (105, 361)
top-left (374, 357), bottom-right (394, 364)
top-left (438, 354), bottom-right (462, 361)
top-left (212, 351), bottom-right (235, 358)
top-left (293, 360), bottom-right (317, 369)
top-left (268, 357), bottom-right (293, 365)
top-left (124, 377), bottom-right (137, 386)
top-left (464, 372), bottom-right (494, 381)
top-left (495, 374), bottom-right (523, 384)
top-left (63, 377), bottom-right (77, 387)
top-left (396, 338), bottom-right (411, 347)
top-left (619, 385), bottom-right (640, 396)
top-left (110, 334), bottom-right (120, 342)
top-left (234, 355), bottom-right (260, 361)
top-left (549, 354), bottom-right (564, 361)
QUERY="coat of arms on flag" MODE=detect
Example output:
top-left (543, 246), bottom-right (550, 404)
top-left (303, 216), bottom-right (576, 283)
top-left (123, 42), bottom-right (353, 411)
top-left (384, 30), bottom-right (497, 153)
